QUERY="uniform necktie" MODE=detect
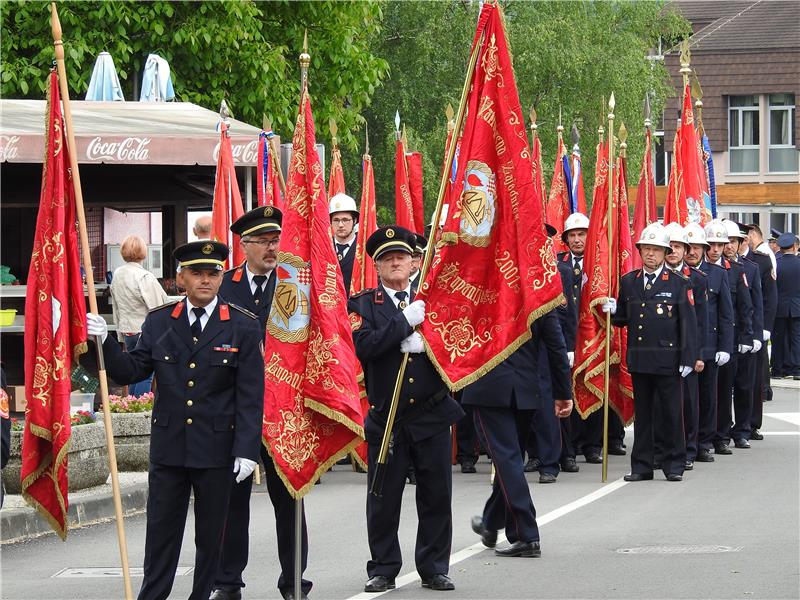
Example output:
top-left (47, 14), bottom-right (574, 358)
top-left (336, 243), bottom-right (349, 260)
top-left (252, 274), bottom-right (267, 305)
top-left (645, 273), bottom-right (655, 290)
top-left (573, 257), bottom-right (582, 275)
top-left (190, 307), bottom-right (205, 342)
top-left (395, 290), bottom-right (408, 310)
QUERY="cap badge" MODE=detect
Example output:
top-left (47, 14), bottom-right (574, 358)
top-left (386, 228), bottom-right (395, 238)
top-left (264, 207), bottom-right (273, 217)
top-left (202, 243), bottom-right (214, 255)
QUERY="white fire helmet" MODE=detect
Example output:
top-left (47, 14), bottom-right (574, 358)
top-left (684, 222), bottom-right (709, 247)
top-left (636, 222), bottom-right (673, 252)
top-left (328, 193), bottom-right (359, 219)
top-left (721, 219), bottom-right (746, 240)
top-left (704, 220), bottom-right (730, 244)
top-left (561, 212), bottom-right (590, 241)
top-left (664, 222), bottom-right (689, 246)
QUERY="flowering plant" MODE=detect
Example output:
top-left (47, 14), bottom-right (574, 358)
top-left (70, 410), bottom-right (96, 426)
top-left (11, 417), bottom-right (23, 432)
top-left (108, 392), bottom-right (154, 413)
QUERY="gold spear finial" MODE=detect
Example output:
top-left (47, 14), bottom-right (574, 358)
top-left (679, 38), bottom-right (692, 81)
top-left (557, 105), bottom-right (564, 135)
top-left (446, 103), bottom-right (455, 131)
top-left (365, 121), bottom-right (370, 157)
top-left (262, 114), bottom-right (272, 132)
top-left (644, 94), bottom-right (652, 130)
top-left (329, 118), bottom-right (338, 147)
top-left (299, 29), bottom-right (310, 90)
top-left (529, 105), bottom-right (538, 135)
top-left (618, 121), bottom-right (628, 158)
top-left (598, 95), bottom-right (605, 142)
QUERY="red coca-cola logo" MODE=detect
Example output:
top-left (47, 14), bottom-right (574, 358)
top-left (212, 139), bottom-right (259, 164)
top-left (0, 135), bottom-right (20, 161)
top-left (86, 136), bottom-right (151, 162)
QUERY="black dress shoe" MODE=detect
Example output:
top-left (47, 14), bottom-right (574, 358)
top-left (695, 450), bottom-right (715, 462)
top-left (734, 438), bottom-right (751, 449)
top-left (585, 453), bottom-right (602, 464)
top-left (538, 473), bottom-right (557, 484)
top-left (523, 457), bottom-right (541, 472)
top-left (751, 429), bottom-right (764, 441)
top-left (461, 460), bottom-right (476, 474)
top-left (623, 472), bottom-right (654, 482)
top-left (210, 590), bottom-right (242, 600)
top-left (608, 444), bottom-right (627, 456)
top-left (684, 460), bottom-right (694, 470)
top-left (714, 444), bottom-right (732, 455)
top-left (652, 461), bottom-right (662, 470)
top-left (560, 457), bottom-right (579, 472)
top-left (421, 574), bottom-right (455, 591)
top-left (470, 515), bottom-right (497, 548)
top-left (281, 591), bottom-right (309, 600)
top-left (495, 541), bottom-right (541, 557)
top-left (666, 473), bottom-right (683, 482)
top-left (406, 470), bottom-right (417, 485)
top-left (364, 575), bottom-right (395, 593)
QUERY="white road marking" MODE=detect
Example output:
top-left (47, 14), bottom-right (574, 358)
top-left (764, 412), bottom-right (800, 427)
top-left (345, 478), bottom-right (628, 599)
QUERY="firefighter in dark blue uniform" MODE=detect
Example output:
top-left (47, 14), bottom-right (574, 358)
top-left (210, 208), bottom-right (312, 600)
top-left (685, 222), bottom-right (733, 463)
top-left (664, 223), bottom-right (708, 471)
top-left (772, 233), bottom-right (800, 379)
top-left (349, 226), bottom-right (463, 593)
top-left (703, 220), bottom-right (753, 456)
top-left (603, 223), bottom-right (697, 481)
top-left (87, 241), bottom-right (264, 600)
top-left (330, 193), bottom-right (359, 293)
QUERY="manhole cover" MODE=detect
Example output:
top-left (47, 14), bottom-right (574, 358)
top-left (617, 545), bottom-right (743, 555)
top-left (52, 566), bottom-right (193, 578)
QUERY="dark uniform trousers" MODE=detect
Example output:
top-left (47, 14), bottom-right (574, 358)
top-left (455, 399), bottom-right (480, 466)
top-left (102, 299), bottom-right (264, 600)
top-left (215, 267), bottom-right (311, 596)
top-left (715, 260), bottom-right (754, 446)
top-left (697, 260), bottom-right (734, 452)
top-left (525, 339), bottom-right (565, 476)
top-left (462, 311), bottom-right (571, 543)
top-left (349, 285), bottom-right (464, 580)
top-left (612, 268), bottom-right (697, 477)
top-left (772, 253), bottom-right (800, 377)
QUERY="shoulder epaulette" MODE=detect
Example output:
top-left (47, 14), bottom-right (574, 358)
top-left (691, 266), bottom-right (707, 276)
top-left (149, 298), bottom-right (181, 313)
top-left (228, 303), bottom-right (257, 319)
top-left (753, 250), bottom-right (770, 258)
top-left (673, 270), bottom-right (690, 281)
top-left (350, 287), bottom-right (375, 299)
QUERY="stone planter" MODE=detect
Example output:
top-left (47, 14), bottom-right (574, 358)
top-left (96, 411), bottom-right (151, 472)
top-left (2, 420), bottom-right (110, 494)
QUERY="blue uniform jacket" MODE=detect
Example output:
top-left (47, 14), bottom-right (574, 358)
top-left (556, 260), bottom-right (577, 351)
top-left (698, 259), bottom-right (734, 356)
top-left (679, 264), bottom-right (710, 362)
top-left (219, 263), bottom-right (276, 332)
top-left (738, 254), bottom-right (764, 344)
top-left (103, 299), bottom-right (265, 468)
top-left (725, 259), bottom-right (755, 346)
top-left (745, 250), bottom-right (777, 332)
top-left (776, 253), bottom-right (800, 318)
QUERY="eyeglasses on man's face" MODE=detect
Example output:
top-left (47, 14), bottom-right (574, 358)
top-left (242, 238), bottom-right (280, 248)
top-left (332, 217), bottom-right (353, 225)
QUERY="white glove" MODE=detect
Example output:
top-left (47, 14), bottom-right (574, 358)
top-left (400, 332), bottom-right (425, 354)
top-left (751, 339), bottom-right (762, 353)
top-left (738, 344), bottom-right (752, 354)
top-left (763, 330), bottom-right (771, 342)
top-left (601, 298), bottom-right (617, 315)
top-left (567, 351), bottom-right (575, 368)
top-left (86, 313), bottom-right (108, 343)
top-left (233, 457), bottom-right (257, 483)
top-left (679, 366), bottom-right (693, 378)
top-left (402, 300), bottom-right (425, 327)
top-left (715, 351), bottom-right (730, 366)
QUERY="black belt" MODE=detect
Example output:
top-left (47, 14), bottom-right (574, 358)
top-left (369, 387), bottom-right (449, 430)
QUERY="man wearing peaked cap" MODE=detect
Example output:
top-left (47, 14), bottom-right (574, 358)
top-left (772, 233), bottom-right (800, 380)
top-left (212, 207), bottom-right (313, 600)
top-left (330, 193), bottom-right (360, 294)
top-left (349, 225), bottom-right (464, 593)
top-left (409, 234), bottom-right (427, 293)
top-left (603, 223), bottom-right (698, 482)
top-left (85, 240), bottom-right (265, 600)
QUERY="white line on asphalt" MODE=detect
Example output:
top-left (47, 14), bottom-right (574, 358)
top-left (345, 478), bottom-right (628, 599)
top-left (761, 431), bottom-right (800, 435)
top-left (764, 412), bottom-right (800, 426)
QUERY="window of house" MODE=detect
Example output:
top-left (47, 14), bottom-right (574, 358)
top-left (729, 95), bottom-right (760, 174)
top-left (768, 94), bottom-right (798, 173)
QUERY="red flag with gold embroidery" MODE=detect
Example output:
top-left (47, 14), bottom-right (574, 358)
top-left (22, 71), bottom-right (88, 539)
top-left (546, 136), bottom-right (570, 255)
top-left (350, 153), bottom-right (378, 296)
top-left (406, 150), bottom-right (425, 234)
top-left (631, 127), bottom-right (657, 269)
top-left (531, 133), bottom-right (547, 213)
top-left (572, 142), bottom-right (634, 424)
top-left (394, 139), bottom-right (416, 233)
top-left (211, 122), bottom-right (245, 268)
top-left (263, 84), bottom-right (364, 497)
top-left (418, 2), bottom-right (563, 390)
top-left (327, 143), bottom-right (346, 198)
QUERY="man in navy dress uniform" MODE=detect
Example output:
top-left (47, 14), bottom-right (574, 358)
top-left (603, 223), bottom-right (697, 482)
top-left (772, 233), bottom-right (800, 379)
top-left (210, 207), bottom-right (312, 600)
top-left (87, 241), bottom-right (264, 600)
top-left (330, 193), bottom-right (359, 294)
top-left (684, 222), bottom-right (733, 464)
top-left (349, 226), bottom-right (463, 593)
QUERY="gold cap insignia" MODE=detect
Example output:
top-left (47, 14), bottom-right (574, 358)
top-left (386, 228), bottom-right (395, 238)
top-left (334, 202), bottom-right (342, 209)
top-left (202, 243), bottom-right (214, 255)
top-left (649, 233), bottom-right (655, 239)
top-left (264, 207), bottom-right (273, 217)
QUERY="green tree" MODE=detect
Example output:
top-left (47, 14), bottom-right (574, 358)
top-left (0, 0), bottom-right (388, 146)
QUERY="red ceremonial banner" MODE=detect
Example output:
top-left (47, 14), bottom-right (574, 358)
top-left (631, 128), bottom-right (657, 269)
top-left (394, 139), bottom-right (415, 232)
top-left (211, 122), bottom-right (245, 268)
top-left (263, 85), bottom-right (364, 497)
top-left (257, 132), bottom-right (283, 208)
top-left (350, 154), bottom-right (378, 297)
top-left (572, 142), bottom-right (634, 424)
top-left (418, 2), bottom-right (563, 390)
top-left (546, 136), bottom-right (570, 254)
top-left (327, 144), bottom-right (346, 198)
top-left (22, 71), bottom-right (88, 539)
top-left (406, 151), bottom-right (425, 234)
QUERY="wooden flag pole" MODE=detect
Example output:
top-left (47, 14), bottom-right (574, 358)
top-left (50, 4), bottom-right (134, 599)
top-left (601, 93), bottom-right (615, 484)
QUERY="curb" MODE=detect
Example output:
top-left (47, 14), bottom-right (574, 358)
top-left (770, 378), bottom-right (800, 390)
top-left (1, 482), bottom-right (148, 545)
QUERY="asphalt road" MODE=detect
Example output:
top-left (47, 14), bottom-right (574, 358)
top-left (2, 387), bottom-right (798, 600)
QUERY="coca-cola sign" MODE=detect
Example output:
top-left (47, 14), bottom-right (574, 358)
top-left (86, 136), bottom-right (151, 162)
top-left (0, 135), bottom-right (20, 162)
top-left (212, 139), bottom-right (259, 164)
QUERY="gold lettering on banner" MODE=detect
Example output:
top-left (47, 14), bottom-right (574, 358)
top-left (477, 96), bottom-right (507, 158)
top-left (436, 263), bottom-right (499, 305)
top-left (266, 352), bottom-right (303, 390)
top-left (319, 262), bottom-right (341, 309)
top-left (481, 33), bottom-right (504, 88)
top-left (494, 250), bottom-right (521, 291)
top-left (499, 161), bottom-right (520, 222)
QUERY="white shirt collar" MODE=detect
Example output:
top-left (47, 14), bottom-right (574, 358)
top-left (334, 234), bottom-right (356, 247)
top-left (186, 296), bottom-right (218, 322)
top-left (245, 264), bottom-right (272, 292)
top-left (385, 284), bottom-right (413, 308)
top-left (643, 264), bottom-right (664, 281)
